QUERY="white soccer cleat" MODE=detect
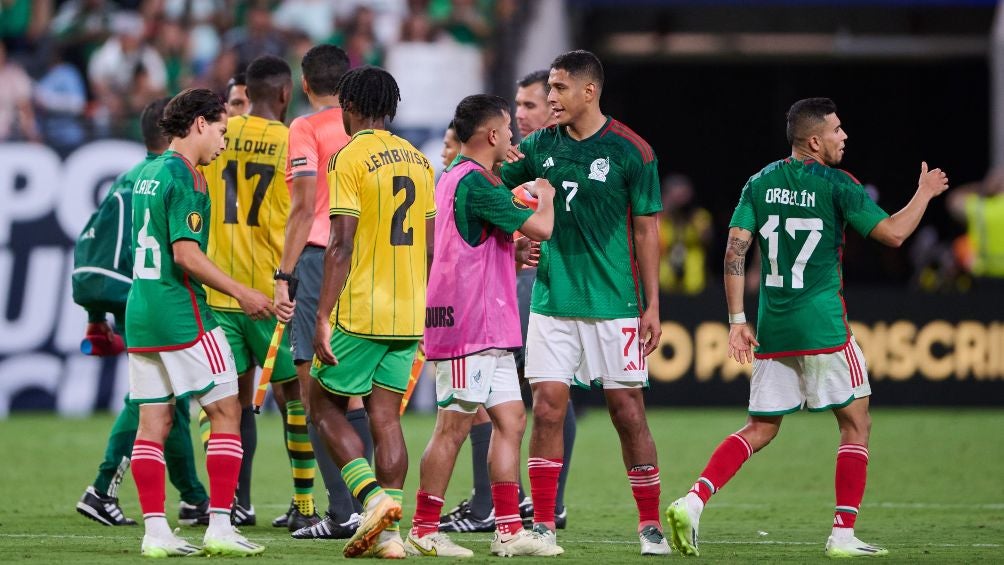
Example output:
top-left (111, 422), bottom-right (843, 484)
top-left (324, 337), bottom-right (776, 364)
top-left (405, 530), bottom-right (474, 557)
top-left (363, 529), bottom-right (407, 559)
top-left (824, 534), bottom-right (889, 558)
top-left (639, 525), bottom-right (672, 556)
top-left (140, 531), bottom-right (203, 558)
top-left (490, 528), bottom-right (564, 557)
top-left (665, 496), bottom-right (701, 557)
top-left (202, 527), bottom-right (265, 556)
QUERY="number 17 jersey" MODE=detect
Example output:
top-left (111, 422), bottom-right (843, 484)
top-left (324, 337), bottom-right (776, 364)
top-left (729, 157), bottom-right (888, 357)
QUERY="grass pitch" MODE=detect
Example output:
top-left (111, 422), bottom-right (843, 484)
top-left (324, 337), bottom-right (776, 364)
top-left (0, 407), bottom-right (1001, 563)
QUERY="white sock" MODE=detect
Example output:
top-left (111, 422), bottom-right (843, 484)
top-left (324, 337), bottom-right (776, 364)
top-left (831, 526), bottom-right (854, 541)
top-left (143, 515), bottom-right (172, 538)
top-left (206, 512), bottom-right (232, 537)
top-left (685, 492), bottom-right (705, 516)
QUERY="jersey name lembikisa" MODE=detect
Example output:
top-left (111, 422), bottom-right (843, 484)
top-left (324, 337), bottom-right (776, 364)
top-left (126, 151), bottom-right (220, 350)
top-left (499, 117), bottom-right (662, 319)
top-left (729, 157), bottom-right (889, 357)
top-left (200, 115), bottom-right (290, 309)
top-left (327, 129), bottom-right (436, 339)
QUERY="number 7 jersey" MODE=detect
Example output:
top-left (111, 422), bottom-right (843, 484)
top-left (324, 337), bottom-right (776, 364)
top-left (200, 114), bottom-right (290, 309)
top-left (729, 157), bottom-right (889, 357)
top-left (326, 129), bottom-right (436, 339)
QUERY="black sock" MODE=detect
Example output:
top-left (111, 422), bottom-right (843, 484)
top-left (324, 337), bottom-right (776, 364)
top-left (236, 406), bottom-right (256, 508)
top-left (469, 421), bottom-right (493, 518)
top-left (307, 421), bottom-right (357, 521)
top-left (556, 400), bottom-right (576, 514)
top-left (346, 408), bottom-right (373, 514)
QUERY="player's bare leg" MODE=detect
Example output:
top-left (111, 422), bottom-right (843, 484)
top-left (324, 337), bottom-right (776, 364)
top-left (362, 386), bottom-right (408, 489)
top-left (528, 381), bottom-right (570, 532)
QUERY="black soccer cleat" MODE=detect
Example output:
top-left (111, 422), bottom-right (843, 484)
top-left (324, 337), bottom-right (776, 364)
top-left (291, 512), bottom-right (360, 540)
top-left (76, 486), bottom-right (137, 526)
top-left (287, 506), bottom-right (322, 532)
top-left (439, 506), bottom-right (495, 533)
top-left (519, 496), bottom-right (534, 529)
top-left (230, 503), bottom-right (256, 526)
top-left (178, 499), bottom-right (210, 526)
top-left (272, 500), bottom-right (294, 528)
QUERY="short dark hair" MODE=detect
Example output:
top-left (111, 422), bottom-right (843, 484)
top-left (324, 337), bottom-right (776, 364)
top-left (245, 54), bottom-right (291, 103)
top-left (446, 120), bottom-right (456, 131)
top-left (551, 50), bottom-right (604, 89)
top-left (452, 94), bottom-right (510, 143)
top-left (140, 96), bottom-right (171, 150)
top-left (517, 69), bottom-right (549, 89)
top-left (302, 44), bottom-right (350, 96)
top-left (159, 88), bottom-right (226, 139)
top-left (337, 66), bottom-right (401, 122)
top-left (225, 72), bottom-right (246, 100)
top-left (786, 97), bottom-right (838, 145)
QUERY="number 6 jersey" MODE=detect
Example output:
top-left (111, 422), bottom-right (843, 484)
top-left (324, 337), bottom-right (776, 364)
top-left (729, 157), bottom-right (889, 357)
top-left (326, 129), bottom-right (436, 339)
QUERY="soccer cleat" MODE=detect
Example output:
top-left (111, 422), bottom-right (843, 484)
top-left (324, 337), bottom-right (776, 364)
top-left (203, 528), bottom-right (265, 556)
top-left (287, 506), bottom-right (322, 532)
top-left (342, 494), bottom-right (402, 558)
top-left (665, 497), bottom-right (700, 557)
top-left (491, 528), bottom-right (564, 557)
top-left (405, 530), bottom-right (474, 557)
top-left (518, 496), bottom-right (534, 528)
top-left (363, 529), bottom-right (407, 559)
top-left (272, 500), bottom-right (294, 528)
top-left (177, 500), bottom-right (209, 526)
top-left (230, 503), bottom-right (256, 526)
top-left (824, 535), bottom-right (889, 558)
top-left (439, 498), bottom-right (471, 524)
top-left (292, 512), bottom-right (361, 540)
top-left (555, 506), bottom-right (568, 530)
top-left (76, 486), bottom-right (137, 526)
top-left (639, 525), bottom-right (672, 556)
top-left (438, 506), bottom-right (495, 533)
top-left (140, 531), bottom-right (203, 557)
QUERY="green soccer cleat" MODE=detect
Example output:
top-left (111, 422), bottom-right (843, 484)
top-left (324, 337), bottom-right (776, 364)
top-left (202, 528), bottom-right (265, 557)
top-left (824, 535), bottom-right (889, 558)
top-left (665, 497), bottom-right (700, 557)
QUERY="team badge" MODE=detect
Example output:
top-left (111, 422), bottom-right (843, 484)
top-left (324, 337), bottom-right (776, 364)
top-left (511, 195), bottom-right (530, 210)
top-left (588, 157), bottom-right (610, 182)
top-left (187, 212), bottom-right (203, 233)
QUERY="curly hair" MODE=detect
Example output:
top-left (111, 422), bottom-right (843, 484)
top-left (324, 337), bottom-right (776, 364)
top-left (159, 88), bottom-right (226, 139)
top-left (336, 66), bottom-right (401, 122)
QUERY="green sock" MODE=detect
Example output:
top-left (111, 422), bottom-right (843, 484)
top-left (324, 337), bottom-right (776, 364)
top-left (384, 488), bottom-right (403, 532)
top-left (93, 398), bottom-right (139, 496)
top-left (285, 400), bottom-right (316, 516)
top-left (341, 458), bottom-right (384, 508)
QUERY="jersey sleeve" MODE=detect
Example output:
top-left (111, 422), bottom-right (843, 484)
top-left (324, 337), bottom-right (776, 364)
top-left (166, 177), bottom-right (209, 244)
top-left (499, 132), bottom-right (538, 188)
top-left (834, 175), bottom-right (889, 237)
top-left (729, 180), bottom-right (756, 232)
top-left (286, 117), bottom-right (317, 183)
top-left (628, 154), bottom-right (662, 216)
top-left (328, 149), bottom-right (360, 218)
top-left (423, 163), bottom-right (436, 219)
top-left (464, 172), bottom-right (534, 234)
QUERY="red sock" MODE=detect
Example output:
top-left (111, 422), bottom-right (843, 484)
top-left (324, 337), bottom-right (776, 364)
top-left (206, 433), bottom-right (243, 514)
top-left (834, 443), bottom-right (869, 529)
top-left (628, 465), bottom-right (662, 531)
top-left (492, 482), bottom-right (522, 536)
top-left (527, 457), bottom-right (562, 529)
top-left (131, 440), bottom-right (166, 517)
top-left (690, 433), bottom-right (753, 504)
top-left (412, 490), bottom-right (444, 538)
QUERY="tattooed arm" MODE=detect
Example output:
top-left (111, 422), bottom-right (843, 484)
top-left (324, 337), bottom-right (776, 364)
top-left (724, 227), bottom-right (759, 363)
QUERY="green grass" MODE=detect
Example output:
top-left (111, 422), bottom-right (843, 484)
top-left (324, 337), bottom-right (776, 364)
top-left (0, 408), bottom-right (1001, 563)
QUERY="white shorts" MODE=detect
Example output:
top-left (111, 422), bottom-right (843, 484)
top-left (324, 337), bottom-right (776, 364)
top-left (434, 349), bottom-right (522, 414)
top-left (525, 313), bottom-right (648, 389)
top-left (129, 327), bottom-right (239, 407)
top-left (749, 337), bottom-right (871, 415)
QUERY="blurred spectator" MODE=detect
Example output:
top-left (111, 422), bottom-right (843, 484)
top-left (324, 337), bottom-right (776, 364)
top-left (285, 31), bottom-right (314, 118)
top-left (49, 0), bottom-right (116, 85)
top-left (272, 0), bottom-right (336, 42)
top-left (154, 0), bottom-right (224, 76)
top-left (87, 11), bottom-right (166, 137)
top-left (947, 169), bottom-right (1004, 283)
top-left (657, 174), bottom-right (712, 294)
top-left (399, 11), bottom-right (439, 43)
top-left (193, 46), bottom-right (238, 97)
top-left (0, 41), bottom-right (40, 142)
top-left (33, 44), bottom-right (86, 152)
top-left (1, 0), bottom-right (52, 56)
top-left (327, 6), bottom-right (384, 67)
top-left (151, 17), bottom-right (192, 94)
top-left (222, 1), bottom-right (285, 70)
top-left (429, 0), bottom-right (491, 46)
top-left (336, 0), bottom-right (410, 46)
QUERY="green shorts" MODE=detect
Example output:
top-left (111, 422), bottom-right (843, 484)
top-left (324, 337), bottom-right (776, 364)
top-left (214, 310), bottom-right (297, 383)
top-left (310, 328), bottom-right (418, 396)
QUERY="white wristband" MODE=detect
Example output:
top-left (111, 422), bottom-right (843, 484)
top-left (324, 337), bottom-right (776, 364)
top-left (728, 312), bottom-right (747, 325)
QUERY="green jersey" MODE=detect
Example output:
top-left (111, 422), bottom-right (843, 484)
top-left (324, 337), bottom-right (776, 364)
top-left (452, 155), bottom-right (534, 245)
top-left (499, 117), bottom-right (662, 318)
top-left (126, 150), bottom-right (219, 351)
top-left (72, 152), bottom-right (157, 319)
top-left (729, 157), bottom-right (889, 357)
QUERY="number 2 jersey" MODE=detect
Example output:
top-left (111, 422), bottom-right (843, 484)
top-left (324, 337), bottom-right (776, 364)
top-left (729, 157), bottom-right (889, 357)
top-left (499, 117), bottom-right (662, 319)
top-left (327, 129), bottom-right (436, 339)
top-left (200, 114), bottom-right (290, 309)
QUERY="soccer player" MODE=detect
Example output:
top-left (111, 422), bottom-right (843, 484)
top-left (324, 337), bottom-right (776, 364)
top-left (199, 55), bottom-right (317, 529)
top-left (310, 66), bottom-right (435, 559)
top-left (440, 121), bottom-right (459, 168)
top-left (664, 98), bottom-right (950, 559)
top-left (127, 87), bottom-right (273, 557)
top-left (499, 50), bottom-right (669, 556)
top-left (224, 73), bottom-right (249, 117)
top-left (74, 98), bottom-right (210, 529)
top-left (406, 94), bottom-right (561, 558)
top-left (273, 43), bottom-right (372, 539)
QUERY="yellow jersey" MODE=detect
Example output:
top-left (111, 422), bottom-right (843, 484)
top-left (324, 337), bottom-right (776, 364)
top-left (327, 129), bottom-right (436, 339)
top-left (201, 114), bottom-right (290, 309)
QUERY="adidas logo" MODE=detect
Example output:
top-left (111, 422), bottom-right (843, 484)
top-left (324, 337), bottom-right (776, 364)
top-left (624, 361), bottom-right (640, 371)
top-left (542, 156), bottom-right (554, 168)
